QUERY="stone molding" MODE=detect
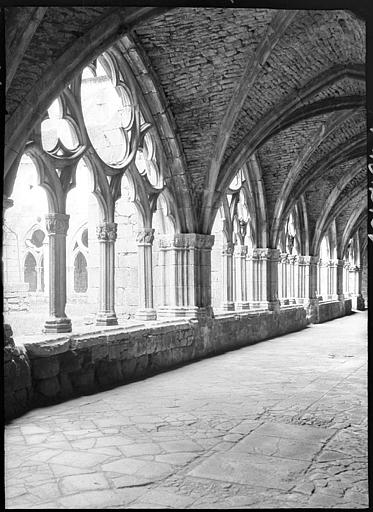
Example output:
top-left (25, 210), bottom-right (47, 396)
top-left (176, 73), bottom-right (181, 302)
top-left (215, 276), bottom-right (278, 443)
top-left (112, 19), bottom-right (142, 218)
top-left (96, 222), bottom-right (118, 242)
top-left (158, 233), bottom-right (215, 250)
top-left (136, 228), bottom-right (155, 245)
top-left (45, 213), bottom-right (69, 235)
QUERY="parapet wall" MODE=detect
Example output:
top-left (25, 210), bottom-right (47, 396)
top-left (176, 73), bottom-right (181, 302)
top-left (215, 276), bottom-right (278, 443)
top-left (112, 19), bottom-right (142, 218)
top-left (318, 299), bottom-right (352, 324)
top-left (4, 306), bottom-right (307, 421)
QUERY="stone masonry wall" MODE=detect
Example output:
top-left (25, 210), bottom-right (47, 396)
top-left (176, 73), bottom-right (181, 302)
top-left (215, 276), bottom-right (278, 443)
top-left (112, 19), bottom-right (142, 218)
top-left (5, 306), bottom-right (307, 422)
top-left (318, 299), bottom-right (352, 324)
top-left (4, 324), bottom-right (33, 421)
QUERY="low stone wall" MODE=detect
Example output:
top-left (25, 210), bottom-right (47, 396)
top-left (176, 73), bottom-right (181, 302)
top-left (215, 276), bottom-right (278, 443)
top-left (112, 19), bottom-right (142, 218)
top-left (318, 299), bottom-right (352, 324)
top-left (5, 306), bottom-right (307, 421)
top-left (4, 325), bottom-right (33, 421)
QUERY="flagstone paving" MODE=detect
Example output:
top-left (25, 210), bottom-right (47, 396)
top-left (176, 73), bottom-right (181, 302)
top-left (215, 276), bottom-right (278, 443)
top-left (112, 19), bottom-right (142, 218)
top-left (5, 311), bottom-right (368, 509)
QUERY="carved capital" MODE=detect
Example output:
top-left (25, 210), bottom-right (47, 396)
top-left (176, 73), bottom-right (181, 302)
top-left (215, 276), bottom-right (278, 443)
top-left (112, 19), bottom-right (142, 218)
top-left (255, 248), bottom-right (280, 261)
top-left (96, 222), bottom-right (117, 242)
top-left (222, 241), bottom-right (234, 255)
top-left (234, 244), bottom-right (247, 257)
top-left (136, 228), bottom-right (155, 245)
top-left (280, 252), bottom-right (288, 263)
top-left (45, 213), bottom-right (69, 235)
top-left (288, 254), bottom-right (297, 264)
top-left (159, 233), bottom-right (214, 250)
top-left (297, 255), bottom-right (312, 265)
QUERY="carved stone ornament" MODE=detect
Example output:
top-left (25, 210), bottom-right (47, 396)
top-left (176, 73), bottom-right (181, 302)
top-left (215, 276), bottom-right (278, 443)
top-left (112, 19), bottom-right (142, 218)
top-left (234, 244), bottom-right (248, 257)
top-left (280, 252), bottom-right (288, 263)
top-left (158, 234), bottom-right (214, 250)
top-left (255, 248), bottom-right (280, 261)
top-left (297, 255), bottom-right (311, 265)
top-left (222, 242), bottom-right (235, 255)
top-left (96, 222), bottom-right (118, 242)
top-left (45, 213), bottom-right (70, 235)
top-left (136, 228), bottom-right (155, 245)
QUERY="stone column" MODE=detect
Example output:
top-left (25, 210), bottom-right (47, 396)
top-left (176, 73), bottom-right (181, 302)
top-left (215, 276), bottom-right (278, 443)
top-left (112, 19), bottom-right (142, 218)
top-left (335, 259), bottom-right (345, 301)
top-left (96, 222), bottom-right (118, 326)
top-left (43, 213), bottom-right (72, 333)
top-left (222, 241), bottom-right (235, 311)
top-left (234, 245), bottom-right (249, 310)
top-left (288, 254), bottom-right (298, 304)
top-left (343, 261), bottom-right (350, 296)
top-left (298, 255), bottom-right (319, 323)
top-left (36, 265), bottom-right (43, 292)
top-left (250, 248), bottom-right (280, 311)
top-left (157, 233), bottom-right (214, 319)
top-left (318, 259), bottom-right (328, 300)
top-left (42, 238), bottom-right (49, 297)
top-left (246, 249), bottom-right (254, 305)
top-left (136, 228), bottom-right (156, 321)
top-left (297, 256), bottom-right (310, 304)
top-left (278, 253), bottom-right (289, 305)
top-left (356, 265), bottom-right (365, 310)
top-left (328, 259), bottom-right (341, 300)
top-left (349, 265), bottom-right (360, 309)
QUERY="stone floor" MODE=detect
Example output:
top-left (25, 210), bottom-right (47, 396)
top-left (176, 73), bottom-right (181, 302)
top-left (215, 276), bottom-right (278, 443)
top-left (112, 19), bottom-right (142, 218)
top-left (5, 311), bottom-right (368, 509)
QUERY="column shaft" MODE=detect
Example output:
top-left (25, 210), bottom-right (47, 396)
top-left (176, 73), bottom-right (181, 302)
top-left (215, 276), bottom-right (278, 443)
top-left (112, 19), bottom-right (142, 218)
top-left (222, 242), bottom-right (235, 311)
top-left (234, 245), bottom-right (249, 309)
top-left (157, 234), bottom-right (214, 319)
top-left (96, 223), bottom-right (118, 326)
top-left (44, 213), bottom-right (72, 333)
top-left (136, 228), bottom-right (156, 321)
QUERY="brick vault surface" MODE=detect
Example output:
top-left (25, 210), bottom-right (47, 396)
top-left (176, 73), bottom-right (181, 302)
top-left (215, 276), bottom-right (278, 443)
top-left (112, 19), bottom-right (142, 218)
top-left (5, 311), bottom-right (368, 509)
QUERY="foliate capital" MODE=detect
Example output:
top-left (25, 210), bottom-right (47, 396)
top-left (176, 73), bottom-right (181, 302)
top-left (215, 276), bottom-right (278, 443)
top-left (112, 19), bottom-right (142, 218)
top-left (45, 213), bottom-right (69, 235)
top-left (254, 248), bottom-right (280, 261)
top-left (297, 255), bottom-right (312, 265)
top-left (222, 241), bottom-right (234, 255)
top-left (158, 233), bottom-right (215, 250)
top-left (136, 228), bottom-right (155, 245)
top-left (234, 245), bottom-right (248, 257)
top-left (96, 222), bottom-right (117, 242)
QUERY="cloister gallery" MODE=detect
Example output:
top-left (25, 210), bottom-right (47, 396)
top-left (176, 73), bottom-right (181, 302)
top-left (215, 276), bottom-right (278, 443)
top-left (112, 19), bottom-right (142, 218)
top-left (3, 6), bottom-right (368, 423)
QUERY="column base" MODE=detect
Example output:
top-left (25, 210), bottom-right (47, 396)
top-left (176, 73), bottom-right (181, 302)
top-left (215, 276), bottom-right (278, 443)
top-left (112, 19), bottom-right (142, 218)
top-left (280, 299), bottom-right (290, 306)
top-left (43, 317), bottom-right (72, 333)
top-left (96, 312), bottom-right (118, 326)
top-left (222, 302), bottom-right (235, 311)
top-left (157, 306), bottom-right (213, 319)
top-left (235, 302), bottom-right (250, 310)
top-left (135, 308), bottom-right (157, 321)
top-left (248, 300), bottom-right (280, 311)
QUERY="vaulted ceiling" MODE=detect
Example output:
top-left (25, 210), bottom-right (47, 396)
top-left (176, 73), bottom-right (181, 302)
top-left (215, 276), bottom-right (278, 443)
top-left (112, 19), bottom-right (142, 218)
top-left (3, 5), bottom-right (367, 257)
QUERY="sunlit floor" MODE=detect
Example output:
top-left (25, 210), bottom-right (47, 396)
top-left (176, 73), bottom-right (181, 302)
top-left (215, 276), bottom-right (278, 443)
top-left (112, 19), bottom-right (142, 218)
top-left (5, 311), bottom-right (368, 509)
